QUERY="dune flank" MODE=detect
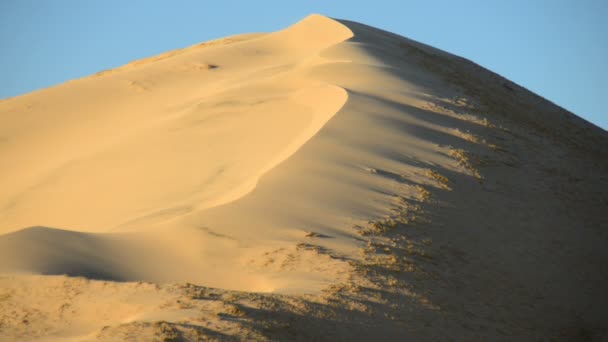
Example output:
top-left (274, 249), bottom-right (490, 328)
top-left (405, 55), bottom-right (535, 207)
top-left (1, 14), bottom-right (607, 341)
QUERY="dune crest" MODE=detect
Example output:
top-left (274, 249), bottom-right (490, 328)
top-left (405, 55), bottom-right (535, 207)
top-left (0, 15), bottom-right (350, 234)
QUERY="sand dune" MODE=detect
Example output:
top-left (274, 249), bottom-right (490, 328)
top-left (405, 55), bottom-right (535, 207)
top-left (0, 15), bottom-right (355, 292)
top-left (1, 14), bottom-right (607, 341)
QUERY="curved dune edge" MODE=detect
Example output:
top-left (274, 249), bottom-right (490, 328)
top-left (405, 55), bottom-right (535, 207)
top-left (0, 86), bottom-right (351, 293)
top-left (0, 14), bottom-right (354, 234)
top-left (192, 85), bottom-right (348, 212)
top-left (0, 225), bottom-right (353, 294)
top-left (0, 84), bottom-right (351, 293)
top-left (0, 15), bottom-right (356, 293)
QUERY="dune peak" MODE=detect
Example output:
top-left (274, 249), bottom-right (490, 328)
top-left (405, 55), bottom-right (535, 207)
top-left (271, 13), bottom-right (354, 50)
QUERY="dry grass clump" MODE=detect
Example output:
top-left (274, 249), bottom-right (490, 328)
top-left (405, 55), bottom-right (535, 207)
top-left (357, 218), bottom-right (401, 236)
top-left (194, 36), bottom-right (248, 49)
top-left (378, 254), bottom-right (417, 273)
top-left (222, 293), bottom-right (241, 303)
top-left (415, 185), bottom-right (432, 201)
top-left (425, 170), bottom-right (451, 190)
top-left (426, 170), bottom-right (448, 184)
top-left (304, 231), bottom-right (327, 238)
top-left (452, 128), bottom-right (480, 144)
top-left (295, 242), bottom-right (331, 256)
top-left (296, 242), bottom-right (317, 251)
top-left (195, 62), bottom-right (218, 70)
top-left (223, 304), bottom-right (247, 317)
top-left (478, 117), bottom-right (495, 128)
top-left (0, 292), bottom-right (11, 301)
top-left (406, 243), bottom-right (433, 260)
top-left (357, 229), bottom-right (432, 275)
top-left (448, 148), bottom-right (483, 181)
top-left (487, 142), bottom-right (508, 153)
top-left (153, 321), bottom-right (181, 342)
top-left (387, 277), bottom-right (400, 287)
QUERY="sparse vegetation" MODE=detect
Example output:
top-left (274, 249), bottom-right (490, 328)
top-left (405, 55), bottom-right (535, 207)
top-left (304, 231), bottom-right (325, 238)
top-left (425, 170), bottom-right (451, 190)
top-left (448, 148), bottom-right (483, 181)
top-left (478, 117), bottom-right (495, 128)
top-left (153, 321), bottom-right (181, 342)
top-left (223, 293), bottom-right (241, 302)
top-left (452, 128), bottom-right (480, 143)
top-left (415, 185), bottom-right (432, 201)
top-left (223, 304), bottom-right (247, 317)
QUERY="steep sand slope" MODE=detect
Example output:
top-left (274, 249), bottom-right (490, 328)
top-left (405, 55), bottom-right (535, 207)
top-left (0, 15), bottom-right (350, 233)
top-left (0, 15), bottom-right (354, 292)
top-left (1, 14), bottom-right (607, 341)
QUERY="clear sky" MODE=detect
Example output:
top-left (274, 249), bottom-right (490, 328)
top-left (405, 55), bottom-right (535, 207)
top-left (1, 0), bottom-right (606, 129)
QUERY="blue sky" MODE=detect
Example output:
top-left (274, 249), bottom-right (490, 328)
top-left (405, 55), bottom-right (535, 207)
top-left (1, 0), bottom-right (606, 129)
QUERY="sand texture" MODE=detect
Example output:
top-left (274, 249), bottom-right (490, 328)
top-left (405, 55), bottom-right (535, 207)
top-left (1, 15), bottom-right (607, 341)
